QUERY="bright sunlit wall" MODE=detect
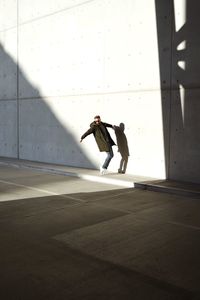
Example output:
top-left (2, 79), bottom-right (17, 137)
top-left (0, 0), bottom-right (168, 179)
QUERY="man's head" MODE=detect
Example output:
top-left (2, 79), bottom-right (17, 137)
top-left (94, 115), bottom-right (101, 124)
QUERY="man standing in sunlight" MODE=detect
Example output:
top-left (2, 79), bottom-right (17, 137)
top-left (80, 115), bottom-right (116, 175)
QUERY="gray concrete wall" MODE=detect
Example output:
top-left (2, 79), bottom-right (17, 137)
top-left (156, 0), bottom-right (200, 183)
top-left (0, 0), bottom-right (18, 158)
top-left (2, 0), bottom-right (199, 182)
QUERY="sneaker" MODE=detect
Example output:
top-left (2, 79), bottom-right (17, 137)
top-left (100, 167), bottom-right (107, 175)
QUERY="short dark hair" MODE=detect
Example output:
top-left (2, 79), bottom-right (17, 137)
top-left (94, 115), bottom-right (100, 119)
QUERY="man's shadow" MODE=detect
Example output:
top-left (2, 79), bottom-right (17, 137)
top-left (114, 123), bottom-right (129, 174)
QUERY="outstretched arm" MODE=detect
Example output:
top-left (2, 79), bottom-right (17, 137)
top-left (80, 127), bottom-right (94, 142)
top-left (104, 122), bottom-right (116, 129)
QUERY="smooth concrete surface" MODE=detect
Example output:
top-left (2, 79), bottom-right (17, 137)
top-left (0, 157), bottom-right (156, 189)
top-left (1, 161), bottom-right (200, 299)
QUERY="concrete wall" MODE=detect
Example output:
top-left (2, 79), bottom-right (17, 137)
top-left (1, 0), bottom-right (187, 180)
top-left (156, 0), bottom-right (200, 183)
top-left (0, 0), bottom-right (18, 158)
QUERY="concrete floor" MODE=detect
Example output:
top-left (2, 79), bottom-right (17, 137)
top-left (0, 160), bottom-right (200, 299)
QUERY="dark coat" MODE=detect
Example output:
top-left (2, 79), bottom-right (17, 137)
top-left (81, 121), bottom-right (116, 152)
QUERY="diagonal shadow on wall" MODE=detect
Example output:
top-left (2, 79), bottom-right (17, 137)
top-left (0, 42), bottom-right (95, 170)
top-left (155, 0), bottom-right (200, 183)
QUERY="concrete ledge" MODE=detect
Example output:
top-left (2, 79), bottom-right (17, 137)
top-left (135, 180), bottom-right (200, 198)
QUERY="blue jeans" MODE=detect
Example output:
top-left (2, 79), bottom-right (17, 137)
top-left (102, 147), bottom-right (114, 169)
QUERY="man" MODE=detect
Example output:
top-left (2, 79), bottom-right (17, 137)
top-left (80, 115), bottom-right (116, 175)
